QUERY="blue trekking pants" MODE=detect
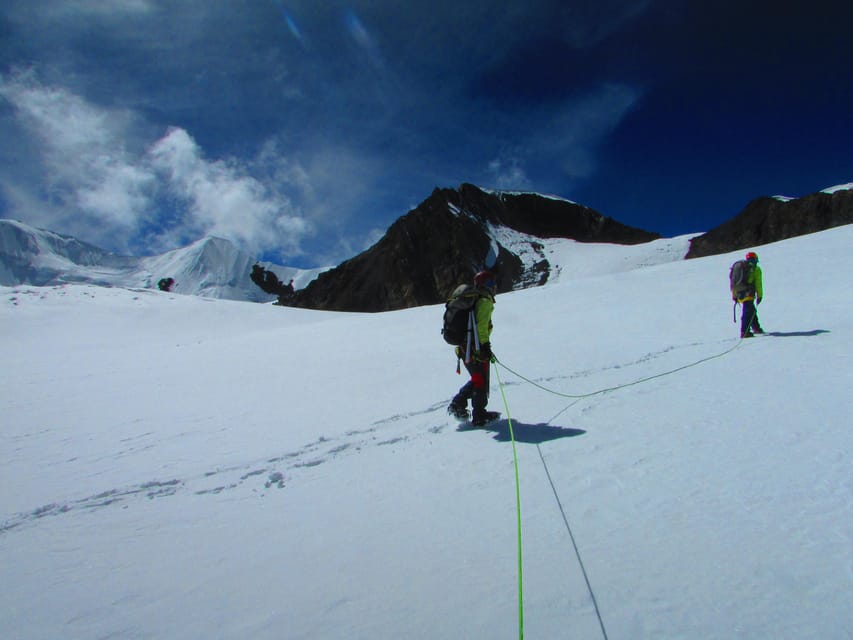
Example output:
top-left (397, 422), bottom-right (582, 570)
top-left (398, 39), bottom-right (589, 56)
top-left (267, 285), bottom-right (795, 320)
top-left (740, 300), bottom-right (762, 335)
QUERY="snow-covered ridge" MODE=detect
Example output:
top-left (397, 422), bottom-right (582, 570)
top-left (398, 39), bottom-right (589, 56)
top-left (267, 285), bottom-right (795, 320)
top-left (448, 196), bottom-right (691, 290)
top-left (822, 182), bottom-right (853, 194)
top-left (0, 218), bottom-right (325, 301)
top-left (485, 222), bottom-right (695, 286)
top-left (479, 186), bottom-right (579, 205)
top-left (773, 181), bottom-right (852, 201)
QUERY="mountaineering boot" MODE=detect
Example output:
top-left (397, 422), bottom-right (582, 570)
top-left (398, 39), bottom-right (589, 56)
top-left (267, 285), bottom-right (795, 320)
top-left (448, 402), bottom-right (469, 421)
top-left (741, 331), bottom-right (754, 338)
top-left (472, 410), bottom-right (501, 427)
top-left (752, 327), bottom-right (765, 334)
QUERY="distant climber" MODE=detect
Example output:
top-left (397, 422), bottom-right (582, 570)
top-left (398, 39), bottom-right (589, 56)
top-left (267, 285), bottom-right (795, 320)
top-left (157, 277), bottom-right (175, 292)
top-left (729, 251), bottom-right (764, 338)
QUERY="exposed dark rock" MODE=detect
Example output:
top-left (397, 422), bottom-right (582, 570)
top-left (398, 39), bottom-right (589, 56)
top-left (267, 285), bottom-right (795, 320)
top-left (288, 184), bottom-right (660, 312)
top-left (686, 188), bottom-right (853, 259)
top-left (250, 263), bottom-right (294, 304)
top-left (448, 183), bottom-right (657, 243)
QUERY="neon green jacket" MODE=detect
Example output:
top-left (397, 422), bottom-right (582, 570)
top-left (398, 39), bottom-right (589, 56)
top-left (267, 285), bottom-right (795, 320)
top-left (454, 290), bottom-right (494, 360)
top-left (751, 265), bottom-right (763, 299)
top-left (735, 265), bottom-right (763, 302)
top-left (474, 294), bottom-right (494, 345)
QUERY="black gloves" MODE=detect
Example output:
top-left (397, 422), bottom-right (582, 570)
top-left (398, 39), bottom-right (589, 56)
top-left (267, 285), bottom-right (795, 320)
top-left (479, 342), bottom-right (495, 362)
top-left (756, 297), bottom-right (762, 305)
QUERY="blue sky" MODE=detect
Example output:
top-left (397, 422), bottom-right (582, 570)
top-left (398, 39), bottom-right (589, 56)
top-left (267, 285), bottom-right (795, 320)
top-left (1, 1), bottom-right (851, 268)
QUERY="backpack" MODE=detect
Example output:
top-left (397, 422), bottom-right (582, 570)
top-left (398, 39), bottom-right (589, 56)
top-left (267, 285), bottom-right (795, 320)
top-left (441, 284), bottom-right (480, 346)
top-left (729, 260), bottom-right (753, 292)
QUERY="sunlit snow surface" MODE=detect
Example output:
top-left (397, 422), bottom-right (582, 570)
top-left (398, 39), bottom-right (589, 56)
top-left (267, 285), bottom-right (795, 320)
top-left (2, 226), bottom-right (851, 639)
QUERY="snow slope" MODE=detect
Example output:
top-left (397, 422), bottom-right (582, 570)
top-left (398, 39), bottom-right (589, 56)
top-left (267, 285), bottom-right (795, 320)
top-left (0, 219), bottom-right (325, 301)
top-left (487, 224), bottom-right (695, 284)
top-left (1, 226), bottom-right (851, 639)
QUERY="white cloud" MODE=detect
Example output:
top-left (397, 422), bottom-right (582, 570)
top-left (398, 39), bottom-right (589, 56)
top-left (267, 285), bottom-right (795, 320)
top-left (361, 227), bottom-right (386, 251)
top-left (0, 72), bottom-right (312, 259)
top-left (43, 0), bottom-right (156, 18)
top-left (75, 162), bottom-right (154, 227)
top-left (148, 127), bottom-right (310, 256)
top-left (0, 71), bottom-right (154, 242)
top-left (544, 83), bottom-right (642, 180)
top-left (487, 157), bottom-right (532, 190)
top-left (481, 84), bottom-right (641, 192)
top-left (344, 10), bottom-right (386, 71)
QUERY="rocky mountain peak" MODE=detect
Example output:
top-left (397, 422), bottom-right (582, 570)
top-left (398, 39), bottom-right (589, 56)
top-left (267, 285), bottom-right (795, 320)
top-left (686, 187), bottom-right (853, 259)
top-left (287, 184), bottom-right (660, 312)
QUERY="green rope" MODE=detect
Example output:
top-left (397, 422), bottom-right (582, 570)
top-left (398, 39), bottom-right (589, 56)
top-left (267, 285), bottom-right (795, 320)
top-left (493, 363), bottom-right (524, 640)
top-left (495, 333), bottom-right (749, 401)
top-left (484, 308), bottom-right (760, 639)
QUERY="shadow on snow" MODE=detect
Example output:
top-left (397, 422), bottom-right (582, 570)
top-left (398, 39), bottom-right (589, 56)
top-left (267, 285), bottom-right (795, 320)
top-left (764, 329), bottom-right (830, 338)
top-left (458, 420), bottom-right (585, 444)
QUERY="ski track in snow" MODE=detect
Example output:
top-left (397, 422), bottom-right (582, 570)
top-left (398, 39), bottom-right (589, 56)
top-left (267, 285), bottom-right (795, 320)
top-left (0, 340), bottom-right (725, 535)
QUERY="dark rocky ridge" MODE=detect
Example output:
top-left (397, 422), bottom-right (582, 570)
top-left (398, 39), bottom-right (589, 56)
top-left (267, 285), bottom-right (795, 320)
top-left (686, 188), bottom-right (853, 259)
top-left (288, 183), bottom-right (661, 312)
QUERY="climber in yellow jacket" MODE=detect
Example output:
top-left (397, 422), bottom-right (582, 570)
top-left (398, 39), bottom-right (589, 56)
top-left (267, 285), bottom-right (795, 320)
top-left (732, 251), bottom-right (764, 338)
top-left (448, 270), bottom-right (500, 426)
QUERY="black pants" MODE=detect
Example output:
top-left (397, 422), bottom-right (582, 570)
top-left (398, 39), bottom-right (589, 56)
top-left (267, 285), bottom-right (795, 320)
top-left (452, 358), bottom-right (490, 420)
top-left (740, 300), bottom-right (762, 335)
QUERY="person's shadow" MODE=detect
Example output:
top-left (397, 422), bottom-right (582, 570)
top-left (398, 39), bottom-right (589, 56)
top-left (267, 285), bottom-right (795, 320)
top-left (764, 329), bottom-right (830, 337)
top-left (458, 420), bottom-right (585, 444)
